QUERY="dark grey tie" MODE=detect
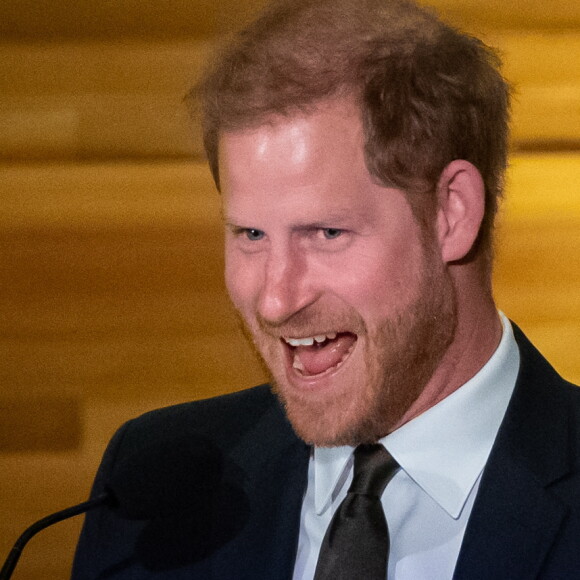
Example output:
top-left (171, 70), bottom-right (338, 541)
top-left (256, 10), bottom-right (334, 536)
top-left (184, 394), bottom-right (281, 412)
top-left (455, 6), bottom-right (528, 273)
top-left (314, 444), bottom-right (399, 580)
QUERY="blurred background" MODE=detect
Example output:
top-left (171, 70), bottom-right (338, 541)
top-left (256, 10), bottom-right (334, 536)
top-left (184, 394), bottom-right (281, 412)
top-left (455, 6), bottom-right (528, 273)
top-left (1, 0), bottom-right (579, 577)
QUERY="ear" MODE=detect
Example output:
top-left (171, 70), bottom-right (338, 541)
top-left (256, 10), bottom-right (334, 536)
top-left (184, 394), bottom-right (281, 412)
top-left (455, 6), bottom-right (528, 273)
top-left (435, 160), bottom-right (485, 263)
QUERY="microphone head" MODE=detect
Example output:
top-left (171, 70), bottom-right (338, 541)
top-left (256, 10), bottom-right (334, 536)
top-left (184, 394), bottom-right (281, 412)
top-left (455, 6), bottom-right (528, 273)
top-left (105, 433), bottom-right (224, 520)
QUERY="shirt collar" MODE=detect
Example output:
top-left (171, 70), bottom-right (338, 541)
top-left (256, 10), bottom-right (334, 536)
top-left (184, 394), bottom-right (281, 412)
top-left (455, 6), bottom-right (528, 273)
top-left (313, 312), bottom-right (520, 518)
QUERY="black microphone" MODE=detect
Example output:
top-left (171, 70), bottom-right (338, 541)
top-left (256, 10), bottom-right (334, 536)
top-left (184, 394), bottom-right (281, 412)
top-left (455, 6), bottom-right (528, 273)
top-left (0, 433), bottom-right (224, 580)
top-left (0, 493), bottom-right (111, 580)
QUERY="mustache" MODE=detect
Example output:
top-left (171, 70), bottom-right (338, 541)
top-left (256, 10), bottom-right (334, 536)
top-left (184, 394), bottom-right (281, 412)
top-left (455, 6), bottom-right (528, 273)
top-left (255, 306), bottom-right (366, 337)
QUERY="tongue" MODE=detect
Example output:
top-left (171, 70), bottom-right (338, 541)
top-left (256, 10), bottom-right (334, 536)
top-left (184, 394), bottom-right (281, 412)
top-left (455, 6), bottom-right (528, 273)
top-left (294, 334), bottom-right (356, 376)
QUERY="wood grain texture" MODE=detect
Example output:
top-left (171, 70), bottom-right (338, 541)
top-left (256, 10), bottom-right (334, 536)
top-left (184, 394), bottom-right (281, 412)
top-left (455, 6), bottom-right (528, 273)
top-left (0, 397), bottom-right (81, 452)
top-left (1, 0), bottom-right (579, 41)
top-left (1, 30), bottom-right (579, 161)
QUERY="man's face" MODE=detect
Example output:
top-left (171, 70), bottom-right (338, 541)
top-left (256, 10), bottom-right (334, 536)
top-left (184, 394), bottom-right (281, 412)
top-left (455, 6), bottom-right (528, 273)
top-left (220, 100), bottom-right (456, 446)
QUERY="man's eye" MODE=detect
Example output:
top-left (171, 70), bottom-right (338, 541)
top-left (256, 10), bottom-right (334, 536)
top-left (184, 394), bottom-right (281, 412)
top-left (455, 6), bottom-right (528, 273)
top-left (245, 228), bottom-right (265, 241)
top-left (322, 228), bottom-right (342, 240)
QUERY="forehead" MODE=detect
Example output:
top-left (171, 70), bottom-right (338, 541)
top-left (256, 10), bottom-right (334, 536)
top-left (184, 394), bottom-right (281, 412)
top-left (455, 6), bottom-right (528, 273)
top-left (217, 100), bottom-right (416, 232)
top-left (218, 100), bottom-right (367, 193)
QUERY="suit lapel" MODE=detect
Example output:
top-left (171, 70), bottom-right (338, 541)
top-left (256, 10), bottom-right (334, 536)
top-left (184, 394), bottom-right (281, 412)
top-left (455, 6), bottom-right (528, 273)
top-left (211, 392), bottom-right (310, 580)
top-left (452, 445), bottom-right (567, 579)
top-left (453, 326), bottom-right (573, 580)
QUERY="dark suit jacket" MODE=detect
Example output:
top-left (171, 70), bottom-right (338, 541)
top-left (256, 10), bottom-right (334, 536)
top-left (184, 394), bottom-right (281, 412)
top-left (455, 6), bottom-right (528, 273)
top-left (72, 326), bottom-right (580, 579)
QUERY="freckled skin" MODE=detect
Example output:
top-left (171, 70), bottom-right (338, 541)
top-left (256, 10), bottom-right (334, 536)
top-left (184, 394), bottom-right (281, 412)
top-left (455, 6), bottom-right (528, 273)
top-left (219, 99), bottom-right (496, 446)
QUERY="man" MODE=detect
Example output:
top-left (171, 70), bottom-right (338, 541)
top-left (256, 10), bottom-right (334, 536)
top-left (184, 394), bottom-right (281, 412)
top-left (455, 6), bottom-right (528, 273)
top-left (73, 0), bottom-right (580, 578)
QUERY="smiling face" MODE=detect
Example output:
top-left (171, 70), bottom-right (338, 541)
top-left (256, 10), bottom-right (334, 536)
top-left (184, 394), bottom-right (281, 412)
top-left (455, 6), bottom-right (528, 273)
top-left (220, 100), bottom-right (457, 446)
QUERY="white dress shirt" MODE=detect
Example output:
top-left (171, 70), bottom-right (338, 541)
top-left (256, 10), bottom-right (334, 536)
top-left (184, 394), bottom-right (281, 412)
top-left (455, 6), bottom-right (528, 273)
top-left (292, 313), bottom-right (520, 580)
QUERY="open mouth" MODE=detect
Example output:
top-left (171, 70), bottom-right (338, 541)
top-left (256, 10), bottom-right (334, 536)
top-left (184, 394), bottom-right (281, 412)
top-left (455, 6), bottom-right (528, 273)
top-left (282, 332), bottom-right (357, 377)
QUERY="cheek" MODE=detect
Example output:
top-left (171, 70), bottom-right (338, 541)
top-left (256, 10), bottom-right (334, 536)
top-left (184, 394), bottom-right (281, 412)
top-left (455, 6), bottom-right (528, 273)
top-left (224, 249), bottom-right (244, 308)
top-left (332, 246), bottom-right (418, 309)
top-left (224, 249), bottom-right (258, 314)
top-left (335, 271), bottom-right (395, 320)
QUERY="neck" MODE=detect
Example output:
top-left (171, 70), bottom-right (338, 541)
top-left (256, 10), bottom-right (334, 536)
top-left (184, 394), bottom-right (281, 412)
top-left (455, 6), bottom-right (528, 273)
top-left (392, 268), bottom-right (502, 431)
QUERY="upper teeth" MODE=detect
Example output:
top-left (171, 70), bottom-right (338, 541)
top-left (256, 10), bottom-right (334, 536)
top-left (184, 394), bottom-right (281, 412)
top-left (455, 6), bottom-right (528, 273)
top-left (285, 332), bottom-right (337, 347)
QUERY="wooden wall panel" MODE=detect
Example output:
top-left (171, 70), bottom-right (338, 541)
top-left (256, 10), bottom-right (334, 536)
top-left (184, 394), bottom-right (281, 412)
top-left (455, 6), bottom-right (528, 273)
top-left (0, 41), bottom-right (210, 160)
top-left (1, 31), bottom-right (579, 161)
top-left (1, 0), bottom-right (579, 41)
top-left (0, 0), bottom-right (268, 40)
top-left (0, 397), bottom-right (81, 452)
top-left (495, 153), bottom-right (580, 381)
top-left (432, 0), bottom-right (580, 30)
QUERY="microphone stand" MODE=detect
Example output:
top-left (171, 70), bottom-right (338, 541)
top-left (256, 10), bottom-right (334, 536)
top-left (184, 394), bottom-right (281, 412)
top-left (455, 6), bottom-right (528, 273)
top-left (0, 493), bottom-right (110, 580)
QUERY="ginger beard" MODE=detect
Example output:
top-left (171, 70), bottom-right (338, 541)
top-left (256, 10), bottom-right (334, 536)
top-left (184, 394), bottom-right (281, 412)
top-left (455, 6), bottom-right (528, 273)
top-left (238, 237), bottom-right (458, 447)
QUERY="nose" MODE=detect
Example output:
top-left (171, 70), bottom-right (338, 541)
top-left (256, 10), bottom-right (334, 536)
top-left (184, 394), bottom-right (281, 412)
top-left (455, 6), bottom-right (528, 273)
top-left (257, 245), bottom-right (317, 326)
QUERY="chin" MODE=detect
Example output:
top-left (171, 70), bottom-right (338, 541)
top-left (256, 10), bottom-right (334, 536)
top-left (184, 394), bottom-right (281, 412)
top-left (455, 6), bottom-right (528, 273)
top-left (272, 375), bottom-right (378, 447)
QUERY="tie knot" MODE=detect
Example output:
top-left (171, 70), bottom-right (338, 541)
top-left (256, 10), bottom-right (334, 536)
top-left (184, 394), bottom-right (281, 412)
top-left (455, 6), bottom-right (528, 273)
top-left (349, 444), bottom-right (399, 498)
